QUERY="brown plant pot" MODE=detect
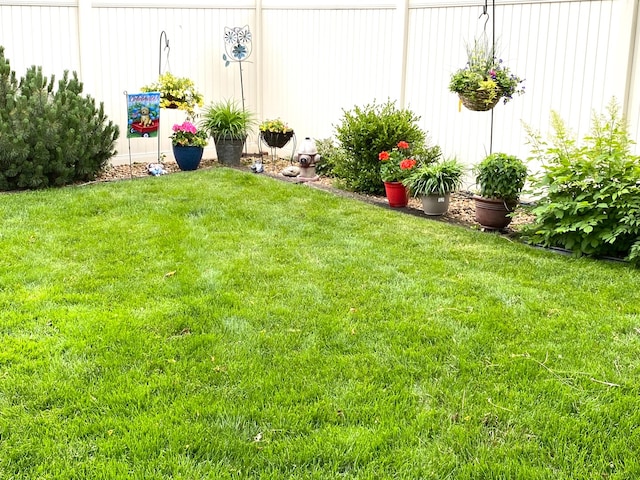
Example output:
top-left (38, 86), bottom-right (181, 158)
top-left (459, 89), bottom-right (501, 111)
top-left (473, 195), bottom-right (516, 229)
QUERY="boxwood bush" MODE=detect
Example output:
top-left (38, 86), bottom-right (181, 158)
top-left (523, 100), bottom-right (640, 266)
top-left (0, 47), bottom-right (119, 190)
top-left (333, 100), bottom-right (427, 195)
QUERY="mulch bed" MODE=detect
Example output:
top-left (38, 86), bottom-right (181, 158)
top-left (96, 155), bottom-right (535, 233)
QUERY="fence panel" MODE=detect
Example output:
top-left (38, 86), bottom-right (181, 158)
top-left (0, 4), bottom-right (80, 78)
top-left (0, 0), bottom-right (637, 167)
top-left (405, 0), bottom-right (632, 183)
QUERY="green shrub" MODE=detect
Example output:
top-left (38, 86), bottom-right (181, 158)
top-left (314, 138), bottom-right (341, 177)
top-left (522, 100), bottom-right (640, 265)
top-left (333, 100), bottom-right (426, 194)
top-left (0, 47), bottom-right (119, 191)
top-left (474, 152), bottom-right (528, 201)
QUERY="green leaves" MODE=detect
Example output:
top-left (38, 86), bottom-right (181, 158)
top-left (403, 158), bottom-right (465, 196)
top-left (0, 49), bottom-right (119, 190)
top-left (474, 153), bottom-right (528, 201)
top-left (333, 100), bottom-right (427, 195)
top-left (199, 99), bottom-right (255, 141)
top-left (522, 99), bottom-right (640, 265)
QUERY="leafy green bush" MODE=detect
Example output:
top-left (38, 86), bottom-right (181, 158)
top-left (0, 47), bottom-right (119, 191)
top-left (474, 152), bottom-right (528, 201)
top-left (333, 100), bottom-right (426, 194)
top-left (522, 100), bottom-right (640, 265)
top-left (314, 138), bottom-right (342, 177)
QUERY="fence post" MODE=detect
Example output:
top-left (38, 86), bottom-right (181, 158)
top-left (395, 0), bottom-right (410, 108)
top-left (77, 0), bottom-right (94, 94)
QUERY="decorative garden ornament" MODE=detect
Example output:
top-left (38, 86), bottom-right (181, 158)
top-left (222, 25), bottom-right (253, 116)
top-left (223, 26), bottom-right (253, 65)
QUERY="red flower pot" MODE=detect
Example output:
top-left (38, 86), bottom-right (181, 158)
top-left (383, 181), bottom-right (409, 208)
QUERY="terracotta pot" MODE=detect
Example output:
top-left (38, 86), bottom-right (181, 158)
top-left (383, 182), bottom-right (409, 208)
top-left (473, 195), bottom-right (516, 229)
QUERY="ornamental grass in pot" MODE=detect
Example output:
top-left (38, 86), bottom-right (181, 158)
top-left (473, 152), bottom-right (528, 229)
top-left (200, 99), bottom-right (255, 166)
top-left (403, 158), bottom-right (465, 216)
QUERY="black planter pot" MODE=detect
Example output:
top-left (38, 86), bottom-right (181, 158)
top-left (261, 131), bottom-right (294, 148)
top-left (172, 145), bottom-right (203, 171)
top-left (214, 136), bottom-right (246, 166)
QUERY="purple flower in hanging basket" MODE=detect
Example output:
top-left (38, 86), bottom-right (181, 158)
top-left (448, 37), bottom-right (525, 108)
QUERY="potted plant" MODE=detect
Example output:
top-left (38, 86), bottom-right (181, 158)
top-left (259, 118), bottom-right (294, 148)
top-left (449, 38), bottom-right (524, 111)
top-left (141, 72), bottom-right (204, 117)
top-left (200, 99), bottom-right (255, 166)
top-left (378, 141), bottom-right (418, 207)
top-left (403, 158), bottom-right (465, 216)
top-left (473, 152), bottom-right (528, 229)
top-left (169, 121), bottom-right (208, 171)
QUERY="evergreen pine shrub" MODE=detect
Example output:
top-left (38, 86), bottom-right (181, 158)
top-left (0, 47), bottom-right (119, 190)
top-left (333, 100), bottom-right (427, 194)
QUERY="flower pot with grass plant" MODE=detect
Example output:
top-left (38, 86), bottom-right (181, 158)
top-left (378, 141), bottom-right (418, 207)
top-left (141, 72), bottom-right (204, 117)
top-left (200, 99), bottom-right (255, 166)
top-left (449, 37), bottom-right (524, 111)
top-left (170, 121), bottom-right (208, 171)
top-left (403, 158), bottom-right (465, 216)
top-left (259, 118), bottom-right (294, 148)
top-left (473, 152), bottom-right (528, 229)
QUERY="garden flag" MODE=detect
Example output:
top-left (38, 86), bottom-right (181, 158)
top-left (127, 92), bottom-right (160, 138)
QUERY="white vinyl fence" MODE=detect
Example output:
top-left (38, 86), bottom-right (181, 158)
top-left (1, 0), bottom-right (639, 175)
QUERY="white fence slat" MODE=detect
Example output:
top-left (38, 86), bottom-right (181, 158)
top-left (0, 0), bottom-right (637, 166)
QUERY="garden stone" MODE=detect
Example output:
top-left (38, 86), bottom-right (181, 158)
top-left (282, 166), bottom-right (300, 177)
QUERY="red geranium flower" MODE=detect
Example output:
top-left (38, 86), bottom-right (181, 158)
top-left (379, 141), bottom-right (419, 182)
top-left (400, 159), bottom-right (417, 170)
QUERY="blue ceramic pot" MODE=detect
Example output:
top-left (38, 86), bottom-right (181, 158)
top-left (172, 145), bottom-right (203, 171)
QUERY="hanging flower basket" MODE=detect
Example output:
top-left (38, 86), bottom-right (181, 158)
top-left (261, 130), bottom-right (294, 148)
top-left (449, 37), bottom-right (524, 112)
top-left (164, 95), bottom-right (180, 109)
top-left (140, 73), bottom-right (204, 116)
top-left (459, 88), bottom-right (501, 112)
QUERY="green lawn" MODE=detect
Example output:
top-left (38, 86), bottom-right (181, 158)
top-left (0, 167), bottom-right (638, 479)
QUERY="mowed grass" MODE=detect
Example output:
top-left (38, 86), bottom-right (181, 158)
top-left (0, 167), bottom-right (638, 479)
